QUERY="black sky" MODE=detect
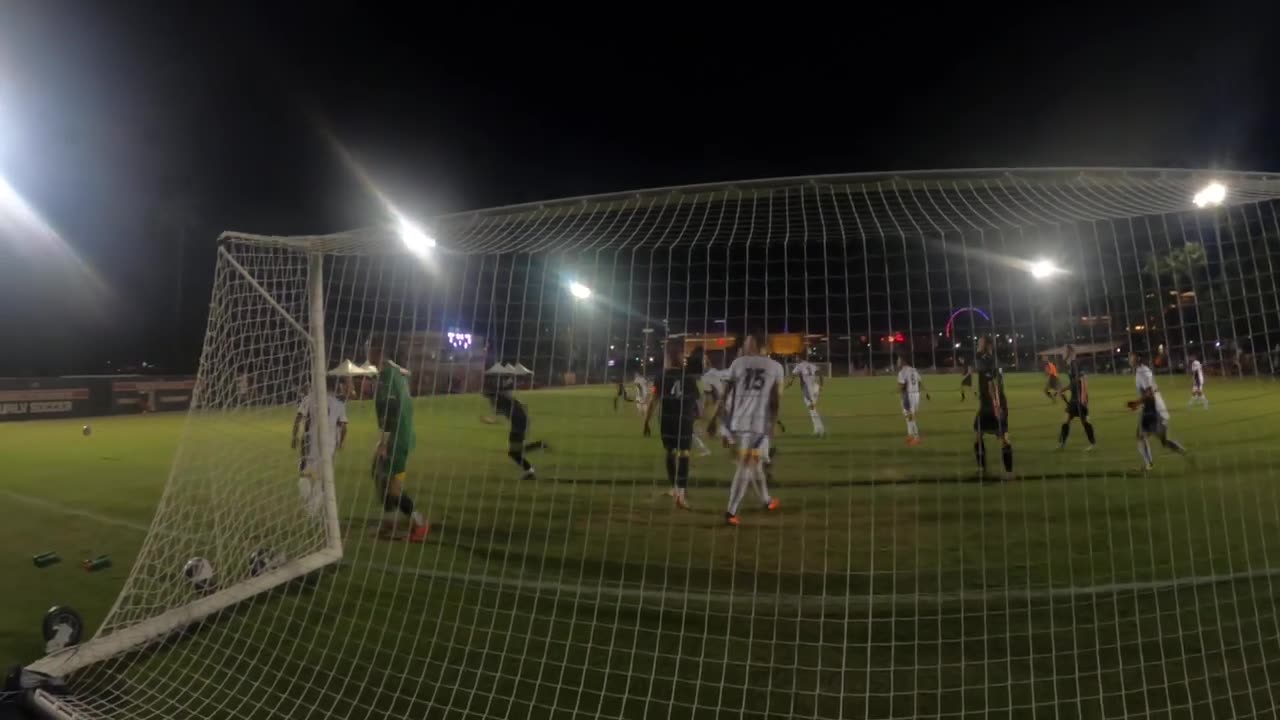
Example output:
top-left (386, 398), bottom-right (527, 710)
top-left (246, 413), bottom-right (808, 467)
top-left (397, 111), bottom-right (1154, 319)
top-left (0, 2), bottom-right (1277, 375)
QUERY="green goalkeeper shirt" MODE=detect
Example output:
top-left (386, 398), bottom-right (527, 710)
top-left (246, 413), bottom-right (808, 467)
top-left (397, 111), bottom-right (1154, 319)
top-left (374, 363), bottom-right (416, 455)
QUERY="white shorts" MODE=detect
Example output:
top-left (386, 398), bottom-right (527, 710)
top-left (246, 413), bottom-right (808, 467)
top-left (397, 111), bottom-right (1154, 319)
top-left (734, 431), bottom-right (771, 460)
top-left (1193, 374), bottom-right (1204, 390)
top-left (901, 392), bottom-right (921, 416)
top-left (801, 384), bottom-right (820, 408)
top-left (716, 410), bottom-right (734, 440)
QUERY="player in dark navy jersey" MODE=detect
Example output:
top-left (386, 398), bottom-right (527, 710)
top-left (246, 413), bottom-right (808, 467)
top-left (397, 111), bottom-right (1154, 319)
top-left (644, 340), bottom-right (701, 509)
top-left (1057, 344), bottom-right (1097, 451)
top-left (972, 336), bottom-right (1013, 479)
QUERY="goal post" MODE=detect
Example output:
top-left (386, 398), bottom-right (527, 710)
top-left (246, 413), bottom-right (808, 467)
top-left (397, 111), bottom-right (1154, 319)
top-left (26, 236), bottom-right (345, 687)
top-left (19, 169), bottom-right (1280, 720)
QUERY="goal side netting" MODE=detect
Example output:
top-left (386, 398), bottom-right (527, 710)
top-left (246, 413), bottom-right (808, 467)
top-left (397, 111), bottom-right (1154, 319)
top-left (24, 168), bottom-right (1280, 720)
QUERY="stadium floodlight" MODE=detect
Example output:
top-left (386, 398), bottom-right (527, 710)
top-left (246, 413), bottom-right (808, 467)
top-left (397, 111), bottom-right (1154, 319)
top-left (1193, 181), bottom-right (1227, 208)
top-left (1029, 259), bottom-right (1061, 280)
top-left (396, 214), bottom-right (436, 257)
top-left (568, 281), bottom-right (593, 300)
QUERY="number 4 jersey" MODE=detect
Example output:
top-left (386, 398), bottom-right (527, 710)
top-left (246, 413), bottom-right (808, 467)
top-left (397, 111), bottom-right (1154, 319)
top-left (727, 355), bottom-right (785, 434)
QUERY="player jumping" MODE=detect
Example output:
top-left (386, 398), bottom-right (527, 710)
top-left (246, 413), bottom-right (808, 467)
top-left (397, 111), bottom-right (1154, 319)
top-left (644, 340), bottom-right (701, 509)
top-left (1188, 354), bottom-right (1208, 408)
top-left (897, 354), bottom-right (929, 445)
top-left (1056, 344), bottom-right (1097, 451)
top-left (1128, 351), bottom-right (1188, 471)
top-left (787, 357), bottom-right (826, 437)
top-left (369, 336), bottom-right (430, 542)
top-left (973, 336), bottom-right (1014, 480)
top-left (715, 331), bottom-right (783, 526)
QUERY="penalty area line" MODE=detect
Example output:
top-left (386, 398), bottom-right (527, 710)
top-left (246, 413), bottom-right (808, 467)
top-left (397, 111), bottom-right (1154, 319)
top-left (348, 559), bottom-right (1280, 610)
top-left (0, 489), bottom-right (151, 533)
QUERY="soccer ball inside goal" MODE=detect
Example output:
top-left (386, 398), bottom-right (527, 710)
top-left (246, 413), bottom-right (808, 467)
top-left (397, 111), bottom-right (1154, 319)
top-left (181, 557), bottom-right (216, 594)
top-left (247, 548), bottom-right (283, 578)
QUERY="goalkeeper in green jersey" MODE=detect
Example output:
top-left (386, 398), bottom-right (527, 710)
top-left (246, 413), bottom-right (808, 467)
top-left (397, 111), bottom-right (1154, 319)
top-left (369, 336), bottom-right (430, 542)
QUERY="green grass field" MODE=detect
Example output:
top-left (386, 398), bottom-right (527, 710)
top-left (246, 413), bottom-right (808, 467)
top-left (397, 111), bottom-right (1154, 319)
top-left (4, 373), bottom-right (1280, 719)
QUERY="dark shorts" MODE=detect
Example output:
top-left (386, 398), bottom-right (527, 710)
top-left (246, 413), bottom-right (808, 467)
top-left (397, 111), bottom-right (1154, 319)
top-left (974, 410), bottom-right (1009, 436)
top-left (506, 409), bottom-right (530, 448)
top-left (1139, 410), bottom-right (1166, 435)
top-left (661, 416), bottom-right (694, 452)
top-left (1066, 401), bottom-right (1089, 419)
top-left (1046, 375), bottom-right (1061, 390)
top-left (961, 375), bottom-right (973, 387)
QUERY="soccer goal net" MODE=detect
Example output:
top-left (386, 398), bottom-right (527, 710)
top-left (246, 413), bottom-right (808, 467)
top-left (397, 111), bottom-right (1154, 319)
top-left (25, 169), bottom-right (1280, 719)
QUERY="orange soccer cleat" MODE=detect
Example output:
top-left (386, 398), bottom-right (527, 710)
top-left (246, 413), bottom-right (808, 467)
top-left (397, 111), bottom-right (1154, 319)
top-left (407, 521), bottom-right (431, 543)
top-left (906, 436), bottom-right (922, 447)
top-left (724, 512), bottom-right (740, 526)
top-left (765, 497), bottom-right (781, 512)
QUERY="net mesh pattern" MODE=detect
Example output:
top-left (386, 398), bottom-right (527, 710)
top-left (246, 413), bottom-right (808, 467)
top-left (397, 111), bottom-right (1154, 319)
top-left (31, 168), bottom-right (1280, 720)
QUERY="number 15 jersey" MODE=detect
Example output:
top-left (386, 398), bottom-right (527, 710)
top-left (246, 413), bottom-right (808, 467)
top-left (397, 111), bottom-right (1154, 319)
top-left (727, 355), bottom-right (785, 434)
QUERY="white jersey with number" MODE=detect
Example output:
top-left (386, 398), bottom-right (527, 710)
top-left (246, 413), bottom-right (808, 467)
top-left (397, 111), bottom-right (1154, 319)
top-left (297, 392), bottom-right (348, 470)
top-left (727, 355), bottom-right (785, 435)
top-left (791, 361), bottom-right (821, 403)
top-left (1135, 365), bottom-right (1169, 420)
top-left (897, 366), bottom-right (922, 415)
top-left (1190, 360), bottom-right (1204, 387)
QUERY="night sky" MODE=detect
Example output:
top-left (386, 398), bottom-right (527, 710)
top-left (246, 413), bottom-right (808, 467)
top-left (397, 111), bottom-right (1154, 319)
top-left (1, 3), bottom-right (1277, 375)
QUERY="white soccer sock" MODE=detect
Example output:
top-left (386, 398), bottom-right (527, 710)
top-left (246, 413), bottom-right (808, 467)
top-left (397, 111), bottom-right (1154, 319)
top-left (693, 434), bottom-right (709, 453)
top-left (907, 420), bottom-right (919, 437)
top-left (411, 511), bottom-right (425, 526)
top-left (753, 463), bottom-right (772, 505)
top-left (808, 408), bottom-right (823, 433)
top-left (727, 465), bottom-right (750, 515)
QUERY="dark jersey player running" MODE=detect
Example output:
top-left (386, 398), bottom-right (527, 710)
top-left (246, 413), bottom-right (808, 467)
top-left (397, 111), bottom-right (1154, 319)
top-left (972, 336), bottom-right (1014, 479)
top-left (484, 374), bottom-right (548, 480)
top-left (644, 340), bottom-right (701, 509)
top-left (959, 358), bottom-right (973, 401)
top-left (1057, 344), bottom-right (1097, 451)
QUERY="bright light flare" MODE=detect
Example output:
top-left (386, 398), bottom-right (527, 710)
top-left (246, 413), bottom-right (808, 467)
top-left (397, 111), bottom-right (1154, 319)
top-left (1193, 181), bottom-right (1227, 208)
top-left (569, 281), bottom-right (593, 300)
top-left (397, 215), bottom-right (436, 257)
top-left (1029, 259), bottom-right (1061, 280)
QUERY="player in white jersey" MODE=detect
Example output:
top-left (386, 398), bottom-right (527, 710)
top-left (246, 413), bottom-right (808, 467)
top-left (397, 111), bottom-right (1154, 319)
top-left (786, 358), bottom-right (826, 436)
top-left (715, 331), bottom-right (783, 526)
top-left (633, 373), bottom-right (653, 416)
top-left (701, 365), bottom-right (736, 447)
top-left (1127, 352), bottom-right (1187, 471)
top-left (292, 376), bottom-right (349, 517)
top-left (896, 355), bottom-right (930, 445)
top-left (1188, 355), bottom-right (1208, 408)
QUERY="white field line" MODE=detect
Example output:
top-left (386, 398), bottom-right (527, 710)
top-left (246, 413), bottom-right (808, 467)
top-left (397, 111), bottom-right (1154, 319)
top-left (347, 560), bottom-right (1280, 610)
top-left (0, 489), bottom-right (151, 533)
top-left (9, 491), bottom-right (1275, 610)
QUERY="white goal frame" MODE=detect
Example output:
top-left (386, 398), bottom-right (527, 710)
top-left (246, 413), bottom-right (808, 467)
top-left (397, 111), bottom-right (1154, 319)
top-left (25, 243), bottom-right (344, 717)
